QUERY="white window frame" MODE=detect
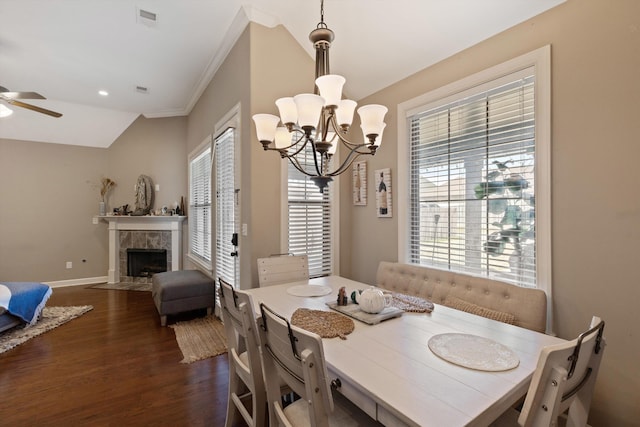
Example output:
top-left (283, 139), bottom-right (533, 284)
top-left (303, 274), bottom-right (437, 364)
top-left (187, 135), bottom-right (213, 272)
top-left (213, 105), bottom-right (241, 289)
top-left (397, 46), bottom-right (552, 330)
top-left (280, 151), bottom-right (340, 277)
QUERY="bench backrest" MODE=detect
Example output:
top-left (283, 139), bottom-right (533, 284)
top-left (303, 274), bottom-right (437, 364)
top-left (376, 261), bottom-right (547, 332)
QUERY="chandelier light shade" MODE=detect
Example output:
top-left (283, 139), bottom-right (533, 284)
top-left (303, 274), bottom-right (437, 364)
top-left (252, 0), bottom-right (388, 192)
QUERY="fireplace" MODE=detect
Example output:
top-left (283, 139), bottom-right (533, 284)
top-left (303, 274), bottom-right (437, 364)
top-left (127, 248), bottom-right (167, 278)
top-left (103, 216), bottom-right (186, 284)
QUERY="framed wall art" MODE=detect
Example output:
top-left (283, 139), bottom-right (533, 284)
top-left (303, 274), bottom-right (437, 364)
top-left (353, 161), bottom-right (367, 205)
top-left (375, 168), bottom-right (392, 218)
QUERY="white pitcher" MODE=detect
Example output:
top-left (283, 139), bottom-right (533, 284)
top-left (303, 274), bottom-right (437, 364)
top-left (357, 287), bottom-right (392, 314)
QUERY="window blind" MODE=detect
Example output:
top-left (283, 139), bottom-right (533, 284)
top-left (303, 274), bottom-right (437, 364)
top-left (215, 127), bottom-right (237, 287)
top-left (287, 144), bottom-right (332, 277)
top-left (408, 73), bottom-right (537, 287)
top-left (189, 145), bottom-right (212, 267)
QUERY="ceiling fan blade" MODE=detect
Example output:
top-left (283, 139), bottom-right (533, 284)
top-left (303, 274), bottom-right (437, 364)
top-left (7, 99), bottom-right (63, 118)
top-left (1, 91), bottom-right (46, 100)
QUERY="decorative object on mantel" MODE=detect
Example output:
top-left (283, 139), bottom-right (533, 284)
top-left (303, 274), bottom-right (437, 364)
top-left (131, 174), bottom-right (154, 216)
top-left (99, 177), bottom-right (116, 216)
top-left (251, 0), bottom-right (388, 193)
top-left (112, 204), bottom-right (130, 215)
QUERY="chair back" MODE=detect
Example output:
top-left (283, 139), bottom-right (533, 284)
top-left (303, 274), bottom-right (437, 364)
top-left (218, 278), bottom-right (266, 427)
top-left (257, 254), bottom-right (309, 287)
top-left (519, 316), bottom-right (606, 427)
top-left (257, 302), bottom-right (333, 427)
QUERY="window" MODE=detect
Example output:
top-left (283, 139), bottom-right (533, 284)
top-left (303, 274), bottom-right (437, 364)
top-left (285, 145), bottom-right (333, 277)
top-left (188, 138), bottom-right (212, 269)
top-left (398, 47), bottom-right (551, 297)
top-left (214, 127), bottom-right (237, 286)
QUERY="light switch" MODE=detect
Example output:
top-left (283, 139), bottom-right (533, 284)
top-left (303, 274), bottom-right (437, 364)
top-left (155, 184), bottom-right (160, 191)
top-left (242, 223), bottom-right (248, 236)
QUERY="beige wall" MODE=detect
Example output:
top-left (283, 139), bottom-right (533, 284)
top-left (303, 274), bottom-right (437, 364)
top-left (0, 139), bottom-right (109, 282)
top-left (0, 115), bottom-right (188, 283)
top-left (186, 22), bottom-right (314, 288)
top-left (107, 115), bottom-right (187, 213)
top-left (340, 0), bottom-right (640, 424)
top-left (247, 23), bottom-right (315, 286)
top-left (186, 25), bottom-right (253, 285)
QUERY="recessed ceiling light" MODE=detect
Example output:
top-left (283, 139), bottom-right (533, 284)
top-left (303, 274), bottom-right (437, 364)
top-left (98, 90), bottom-right (109, 96)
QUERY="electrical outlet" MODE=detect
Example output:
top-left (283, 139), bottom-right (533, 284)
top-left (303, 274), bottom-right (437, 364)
top-left (92, 217), bottom-right (99, 225)
top-left (155, 184), bottom-right (160, 191)
top-left (66, 261), bottom-right (73, 269)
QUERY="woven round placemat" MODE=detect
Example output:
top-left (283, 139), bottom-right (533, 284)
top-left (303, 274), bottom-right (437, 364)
top-left (291, 308), bottom-right (354, 340)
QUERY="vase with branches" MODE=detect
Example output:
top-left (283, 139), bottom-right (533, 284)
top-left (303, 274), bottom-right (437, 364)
top-left (99, 177), bottom-right (116, 215)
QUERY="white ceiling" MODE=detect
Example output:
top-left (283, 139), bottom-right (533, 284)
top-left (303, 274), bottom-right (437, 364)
top-left (0, 0), bottom-right (565, 148)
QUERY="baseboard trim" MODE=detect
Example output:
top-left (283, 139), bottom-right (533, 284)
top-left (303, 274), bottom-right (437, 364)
top-left (44, 276), bottom-right (108, 288)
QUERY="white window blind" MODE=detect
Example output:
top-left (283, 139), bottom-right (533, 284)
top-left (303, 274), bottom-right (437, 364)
top-left (408, 72), bottom-right (538, 287)
top-left (189, 143), bottom-right (212, 267)
top-left (215, 127), bottom-right (237, 286)
top-left (287, 145), bottom-right (332, 277)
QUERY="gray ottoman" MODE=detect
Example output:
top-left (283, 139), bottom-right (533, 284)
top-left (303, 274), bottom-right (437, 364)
top-left (151, 270), bottom-right (216, 326)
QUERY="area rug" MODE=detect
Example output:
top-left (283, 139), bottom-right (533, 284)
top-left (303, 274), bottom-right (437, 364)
top-left (0, 305), bottom-right (93, 354)
top-left (169, 315), bottom-right (227, 364)
top-left (90, 282), bottom-right (152, 292)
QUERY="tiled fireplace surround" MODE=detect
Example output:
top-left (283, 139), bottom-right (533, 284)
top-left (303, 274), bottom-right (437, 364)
top-left (103, 216), bottom-right (185, 284)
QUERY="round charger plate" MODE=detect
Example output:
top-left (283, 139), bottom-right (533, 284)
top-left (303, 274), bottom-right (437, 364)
top-left (428, 333), bottom-right (519, 371)
top-left (286, 284), bottom-right (332, 297)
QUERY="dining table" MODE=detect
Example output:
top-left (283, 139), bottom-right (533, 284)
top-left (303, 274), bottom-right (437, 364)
top-left (244, 275), bottom-right (565, 426)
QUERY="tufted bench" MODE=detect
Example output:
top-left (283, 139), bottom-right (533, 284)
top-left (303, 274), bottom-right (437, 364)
top-left (376, 261), bottom-right (547, 332)
top-left (151, 270), bottom-right (216, 326)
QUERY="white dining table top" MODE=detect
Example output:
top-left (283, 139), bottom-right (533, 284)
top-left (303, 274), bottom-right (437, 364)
top-left (245, 275), bottom-right (565, 426)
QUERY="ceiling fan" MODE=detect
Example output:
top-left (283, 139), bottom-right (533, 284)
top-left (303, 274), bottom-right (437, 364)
top-left (0, 86), bottom-right (63, 118)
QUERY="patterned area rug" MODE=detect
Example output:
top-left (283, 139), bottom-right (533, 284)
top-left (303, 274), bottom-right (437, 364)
top-left (0, 306), bottom-right (93, 354)
top-left (169, 315), bottom-right (227, 364)
top-left (90, 282), bottom-right (152, 292)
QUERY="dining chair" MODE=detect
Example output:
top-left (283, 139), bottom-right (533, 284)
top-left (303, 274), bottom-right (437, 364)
top-left (492, 316), bottom-right (606, 427)
top-left (218, 278), bottom-right (268, 427)
top-left (257, 254), bottom-right (309, 287)
top-left (256, 302), bottom-right (381, 427)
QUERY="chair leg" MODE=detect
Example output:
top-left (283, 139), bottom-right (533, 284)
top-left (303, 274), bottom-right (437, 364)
top-left (225, 366), bottom-right (241, 427)
top-left (160, 315), bottom-right (167, 327)
top-left (252, 389), bottom-right (268, 427)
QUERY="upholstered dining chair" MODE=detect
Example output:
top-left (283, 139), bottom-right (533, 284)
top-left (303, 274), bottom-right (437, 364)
top-left (257, 254), bottom-right (309, 287)
top-left (492, 316), bottom-right (606, 427)
top-left (256, 302), bottom-right (381, 427)
top-left (218, 278), bottom-right (268, 427)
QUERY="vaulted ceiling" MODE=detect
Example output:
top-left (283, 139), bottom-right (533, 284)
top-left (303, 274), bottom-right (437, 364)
top-left (0, 0), bottom-right (565, 148)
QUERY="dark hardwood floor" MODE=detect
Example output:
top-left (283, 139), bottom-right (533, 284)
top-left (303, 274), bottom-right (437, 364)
top-left (0, 285), bottom-right (247, 427)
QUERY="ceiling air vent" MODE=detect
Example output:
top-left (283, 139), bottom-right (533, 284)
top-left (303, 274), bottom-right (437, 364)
top-left (136, 86), bottom-right (149, 94)
top-left (136, 7), bottom-right (157, 27)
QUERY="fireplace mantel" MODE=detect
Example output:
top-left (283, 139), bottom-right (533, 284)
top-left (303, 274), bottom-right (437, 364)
top-left (101, 215), bottom-right (186, 283)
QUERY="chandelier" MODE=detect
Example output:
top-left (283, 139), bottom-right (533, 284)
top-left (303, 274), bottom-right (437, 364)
top-left (252, 0), bottom-right (388, 192)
